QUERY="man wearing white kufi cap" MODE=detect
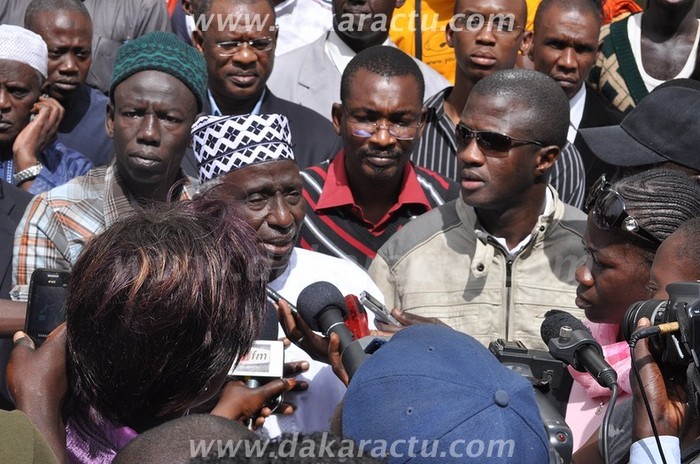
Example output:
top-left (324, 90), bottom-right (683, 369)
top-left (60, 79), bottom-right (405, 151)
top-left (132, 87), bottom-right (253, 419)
top-left (192, 112), bottom-right (384, 438)
top-left (0, 24), bottom-right (92, 195)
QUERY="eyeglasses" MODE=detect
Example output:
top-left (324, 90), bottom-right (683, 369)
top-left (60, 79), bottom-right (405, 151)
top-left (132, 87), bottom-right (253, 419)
top-left (585, 174), bottom-right (662, 246)
top-left (215, 36), bottom-right (275, 56)
top-left (455, 123), bottom-right (544, 157)
top-left (344, 110), bottom-right (422, 141)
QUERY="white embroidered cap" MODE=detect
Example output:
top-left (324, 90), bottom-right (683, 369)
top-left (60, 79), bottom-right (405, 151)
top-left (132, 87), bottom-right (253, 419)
top-left (192, 113), bottom-right (295, 184)
top-left (0, 25), bottom-right (48, 78)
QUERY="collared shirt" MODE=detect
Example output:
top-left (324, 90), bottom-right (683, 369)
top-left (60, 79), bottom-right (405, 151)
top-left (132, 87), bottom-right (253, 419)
top-left (568, 85), bottom-right (587, 144)
top-left (300, 150), bottom-right (459, 269)
top-left (411, 87), bottom-right (459, 181)
top-left (315, 151), bottom-right (432, 233)
top-left (487, 187), bottom-right (555, 256)
top-left (325, 29), bottom-right (393, 75)
top-left (207, 88), bottom-right (266, 116)
top-left (0, 141), bottom-right (93, 195)
top-left (274, 0), bottom-right (332, 56)
top-left (11, 163), bottom-right (194, 301)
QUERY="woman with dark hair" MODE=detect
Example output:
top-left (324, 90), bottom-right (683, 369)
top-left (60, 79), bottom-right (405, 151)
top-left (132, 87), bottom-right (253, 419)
top-left (567, 168), bottom-right (700, 451)
top-left (63, 195), bottom-right (273, 463)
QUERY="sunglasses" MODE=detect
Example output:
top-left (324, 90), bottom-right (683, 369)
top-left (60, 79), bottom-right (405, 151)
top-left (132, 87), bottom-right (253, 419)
top-left (455, 124), bottom-right (544, 157)
top-left (585, 174), bottom-right (662, 246)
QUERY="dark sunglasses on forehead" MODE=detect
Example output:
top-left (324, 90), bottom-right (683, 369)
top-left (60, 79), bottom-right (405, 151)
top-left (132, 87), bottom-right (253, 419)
top-left (584, 174), bottom-right (662, 246)
top-left (455, 124), bottom-right (545, 157)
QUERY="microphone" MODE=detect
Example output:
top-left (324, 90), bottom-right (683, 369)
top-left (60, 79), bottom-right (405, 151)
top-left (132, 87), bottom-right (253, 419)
top-left (229, 340), bottom-right (285, 426)
top-left (541, 310), bottom-right (618, 389)
top-left (297, 281), bottom-right (369, 379)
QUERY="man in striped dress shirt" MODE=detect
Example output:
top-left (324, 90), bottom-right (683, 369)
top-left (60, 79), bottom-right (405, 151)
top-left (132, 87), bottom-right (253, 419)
top-left (299, 46), bottom-right (459, 270)
top-left (410, 0), bottom-right (532, 183)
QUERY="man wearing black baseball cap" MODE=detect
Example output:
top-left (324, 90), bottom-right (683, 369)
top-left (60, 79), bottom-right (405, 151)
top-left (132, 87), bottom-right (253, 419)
top-left (579, 80), bottom-right (700, 181)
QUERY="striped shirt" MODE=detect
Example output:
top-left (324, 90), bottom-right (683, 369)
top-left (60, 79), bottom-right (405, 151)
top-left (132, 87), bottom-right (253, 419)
top-left (11, 164), bottom-right (194, 301)
top-left (300, 151), bottom-right (460, 269)
top-left (550, 142), bottom-right (586, 210)
top-left (411, 87), bottom-right (459, 181)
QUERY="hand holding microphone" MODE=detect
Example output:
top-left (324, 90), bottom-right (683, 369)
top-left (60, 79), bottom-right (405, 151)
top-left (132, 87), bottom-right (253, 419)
top-left (275, 296), bottom-right (332, 364)
top-left (297, 282), bottom-right (370, 380)
top-left (213, 362), bottom-right (309, 429)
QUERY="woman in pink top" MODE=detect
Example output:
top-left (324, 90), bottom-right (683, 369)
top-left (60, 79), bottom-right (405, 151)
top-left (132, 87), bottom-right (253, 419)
top-left (567, 169), bottom-right (700, 451)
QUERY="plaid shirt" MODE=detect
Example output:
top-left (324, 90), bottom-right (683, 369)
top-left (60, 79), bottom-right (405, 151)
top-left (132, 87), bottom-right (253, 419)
top-left (11, 163), bottom-right (194, 301)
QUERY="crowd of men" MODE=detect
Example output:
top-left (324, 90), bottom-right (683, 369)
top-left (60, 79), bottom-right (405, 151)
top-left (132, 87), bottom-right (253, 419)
top-left (1, 0), bottom-right (700, 462)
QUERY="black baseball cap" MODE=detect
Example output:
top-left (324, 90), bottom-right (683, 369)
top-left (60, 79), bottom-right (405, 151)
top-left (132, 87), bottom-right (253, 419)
top-left (579, 83), bottom-right (700, 172)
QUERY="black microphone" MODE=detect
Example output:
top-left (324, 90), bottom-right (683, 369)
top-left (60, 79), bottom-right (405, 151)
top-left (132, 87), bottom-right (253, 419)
top-left (297, 281), bottom-right (369, 379)
top-left (541, 310), bottom-right (618, 389)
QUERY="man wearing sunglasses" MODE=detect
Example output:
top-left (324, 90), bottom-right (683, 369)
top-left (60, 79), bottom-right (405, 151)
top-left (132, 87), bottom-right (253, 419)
top-left (369, 69), bottom-right (588, 351)
top-left (184, 0), bottom-right (342, 175)
top-left (298, 46), bottom-right (459, 270)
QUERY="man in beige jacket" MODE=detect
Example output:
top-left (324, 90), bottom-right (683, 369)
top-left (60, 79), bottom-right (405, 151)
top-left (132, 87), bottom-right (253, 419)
top-left (369, 69), bottom-right (587, 351)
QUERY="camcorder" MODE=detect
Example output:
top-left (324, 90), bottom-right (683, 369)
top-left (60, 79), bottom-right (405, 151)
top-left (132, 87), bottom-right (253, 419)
top-left (489, 339), bottom-right (573, 464)
top-left (623, 282), bottom-right (700, 377)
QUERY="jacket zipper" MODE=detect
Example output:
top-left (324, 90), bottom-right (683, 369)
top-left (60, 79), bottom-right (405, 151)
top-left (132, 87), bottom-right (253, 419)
top-left (486, 236), bottom-right (516, 341)
top-left (505, 258), bottom-right (513, 341)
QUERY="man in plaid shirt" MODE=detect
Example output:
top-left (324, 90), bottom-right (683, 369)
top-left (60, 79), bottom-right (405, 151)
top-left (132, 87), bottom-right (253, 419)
top-left (10, 32), bottom-right (207, 302)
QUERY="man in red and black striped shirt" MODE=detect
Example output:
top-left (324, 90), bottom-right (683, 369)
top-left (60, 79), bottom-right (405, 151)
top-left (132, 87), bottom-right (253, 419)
top-left (300, 46), bottom-right (459, 270)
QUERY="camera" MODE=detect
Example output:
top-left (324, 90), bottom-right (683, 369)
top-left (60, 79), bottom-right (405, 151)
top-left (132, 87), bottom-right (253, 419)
top-left (489, 339), bottom-right (573, 464)
top-left (623, 282), bottom-right (700, 376)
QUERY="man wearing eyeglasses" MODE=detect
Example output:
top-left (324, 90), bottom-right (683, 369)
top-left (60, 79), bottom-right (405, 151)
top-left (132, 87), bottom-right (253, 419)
top-left (185, 0), bottom-right (341, 175)
top-left (369, 69), bottom-right (588, 351)
top-left (299, 46), bottom-right (459, 270)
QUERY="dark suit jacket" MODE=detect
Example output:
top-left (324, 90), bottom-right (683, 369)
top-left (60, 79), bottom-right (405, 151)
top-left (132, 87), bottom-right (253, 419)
top-left (182, 88), bottom-right (342, 178)
top-left (575, 84), bottom-right (625, 192)
top-left (0, 181), bottom-right (31, 408)
top-left (0, 180), bottom-right (31, 299)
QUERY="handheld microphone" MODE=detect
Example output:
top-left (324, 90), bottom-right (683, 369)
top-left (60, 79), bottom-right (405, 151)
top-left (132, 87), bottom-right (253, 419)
top-left (541, 310), bottom-right (618, 389)
top-left (297, 281), bottom-right (369, 379)
top-left (229, 340), bottom-right (285, 426)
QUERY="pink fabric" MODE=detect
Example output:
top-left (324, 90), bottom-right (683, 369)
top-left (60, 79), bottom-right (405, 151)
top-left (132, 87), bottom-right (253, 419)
top-left (565, 321), bottom-right (633, 451)
top-left (66, 410), bottom-right (139, 464)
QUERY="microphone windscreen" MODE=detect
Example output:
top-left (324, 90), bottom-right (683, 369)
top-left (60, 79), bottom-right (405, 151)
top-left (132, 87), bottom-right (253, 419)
top-left (540, 310), bottom-right (591, 345)
top-left (297, 281), bottom-right (347, 332)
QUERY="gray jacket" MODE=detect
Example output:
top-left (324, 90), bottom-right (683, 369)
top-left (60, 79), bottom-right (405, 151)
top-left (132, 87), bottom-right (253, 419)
top-left (368, 186), bottom-right (588, 351)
